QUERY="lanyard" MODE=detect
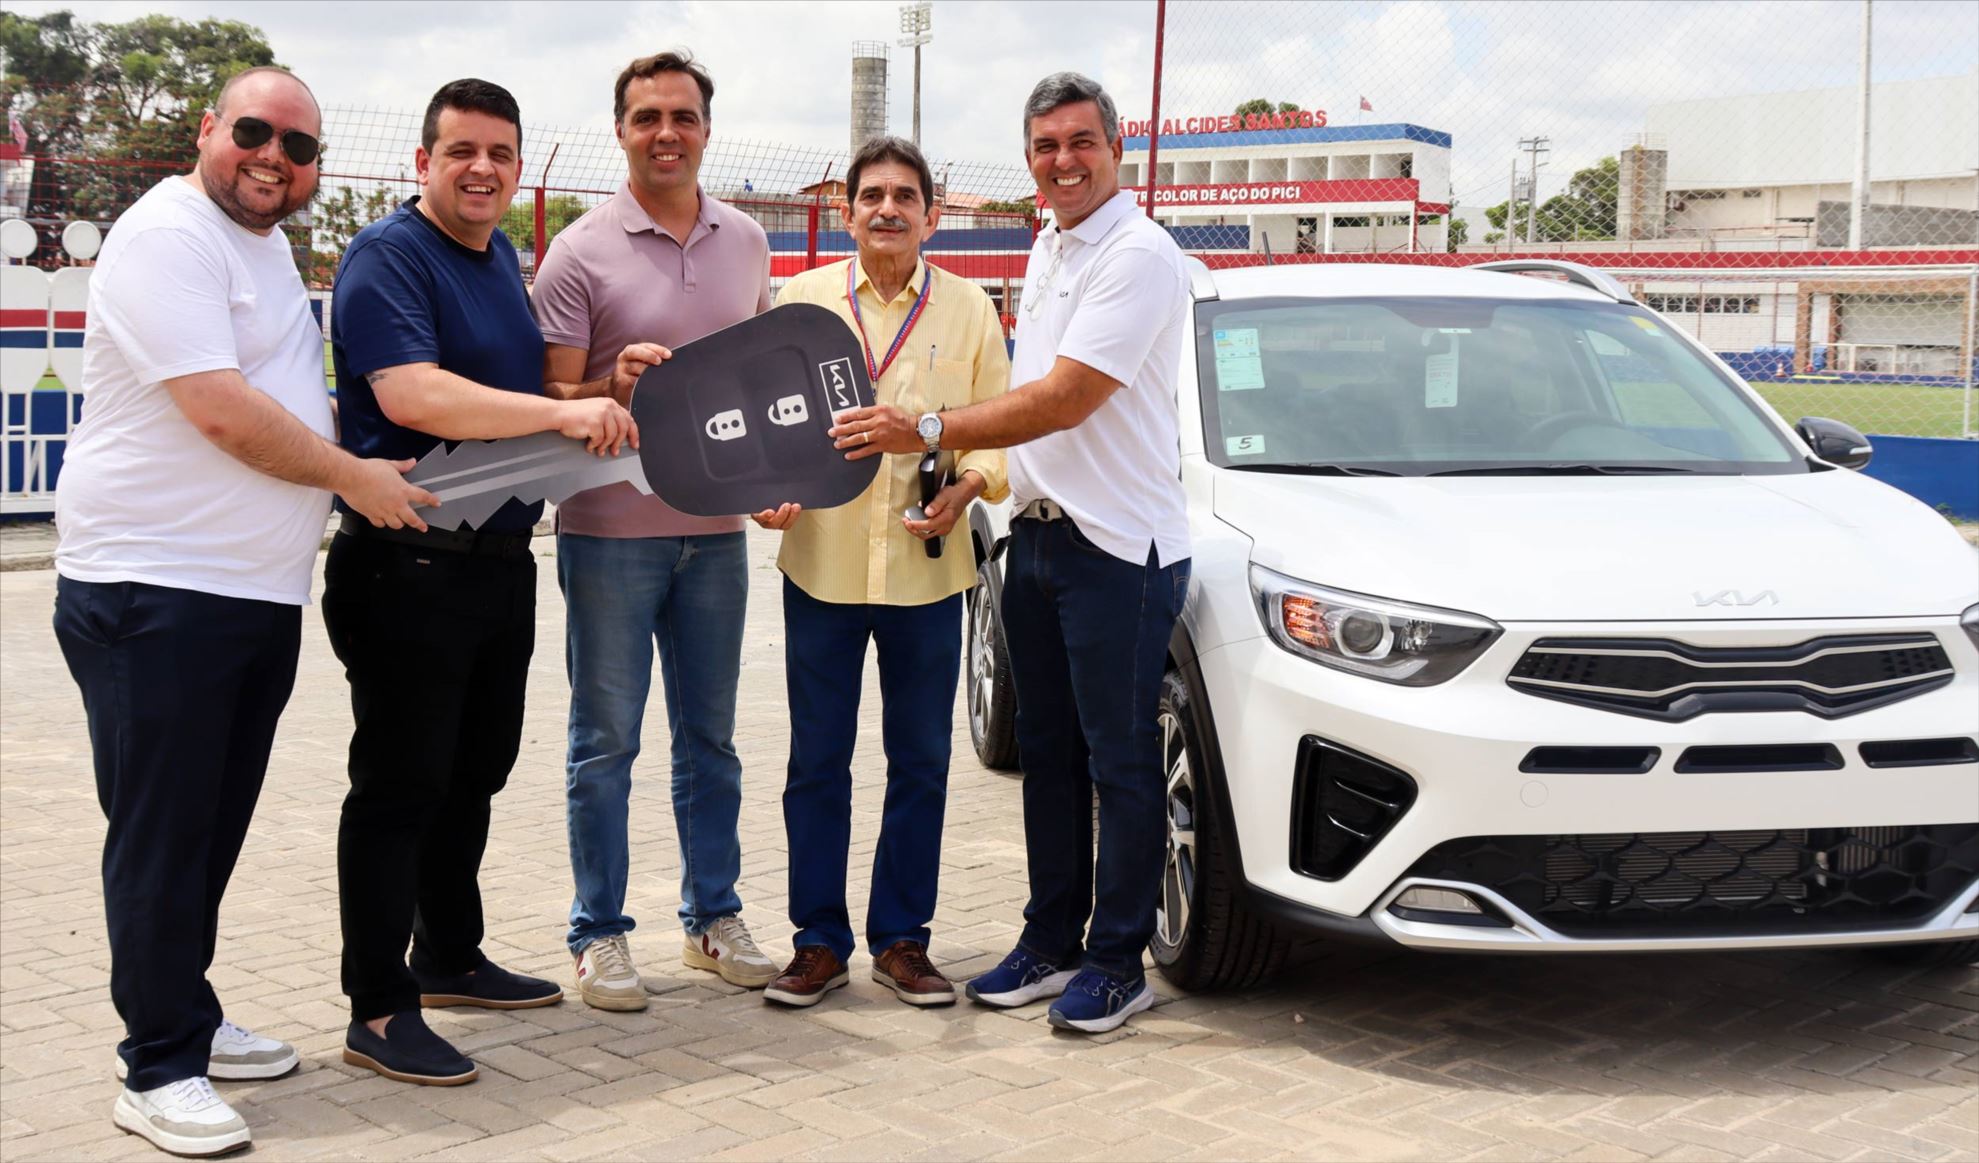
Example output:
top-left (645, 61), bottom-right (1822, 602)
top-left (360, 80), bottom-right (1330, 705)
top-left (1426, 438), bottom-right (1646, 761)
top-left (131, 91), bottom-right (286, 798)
top-left (845, 260), bottom-right (933, 383)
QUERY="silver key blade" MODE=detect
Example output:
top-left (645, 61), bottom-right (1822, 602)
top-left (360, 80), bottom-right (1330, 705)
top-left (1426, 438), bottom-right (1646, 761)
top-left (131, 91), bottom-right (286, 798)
top-left (406, 432), bottom-right (651, 531)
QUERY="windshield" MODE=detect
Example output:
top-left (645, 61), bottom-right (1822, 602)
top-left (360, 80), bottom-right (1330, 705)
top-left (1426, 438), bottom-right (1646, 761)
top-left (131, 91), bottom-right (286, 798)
top-left (1196, 296), bottom-right (1804, 475)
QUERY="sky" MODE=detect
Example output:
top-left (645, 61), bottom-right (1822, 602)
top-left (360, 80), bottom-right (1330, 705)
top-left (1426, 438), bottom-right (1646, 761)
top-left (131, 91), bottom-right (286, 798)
top-left (9, 0), bottom-right (1977, 226)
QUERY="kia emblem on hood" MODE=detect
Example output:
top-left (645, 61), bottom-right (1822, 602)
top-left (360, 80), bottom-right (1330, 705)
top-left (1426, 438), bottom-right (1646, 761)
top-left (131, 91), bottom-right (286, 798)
top-left (1693, 590), bottom-right (1780, 607)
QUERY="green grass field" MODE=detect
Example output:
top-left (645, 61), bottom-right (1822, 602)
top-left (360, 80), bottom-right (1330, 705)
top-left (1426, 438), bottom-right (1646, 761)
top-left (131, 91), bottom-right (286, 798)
top-left (1749, 380), bottom-right (1973, 438)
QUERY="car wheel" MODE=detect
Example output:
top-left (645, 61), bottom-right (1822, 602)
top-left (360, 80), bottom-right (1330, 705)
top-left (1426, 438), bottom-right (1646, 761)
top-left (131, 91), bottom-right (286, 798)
top-left (1872, 939), bottom-right (1979, 968)
top-left (966, 557), bottom-right (1019, 770)
top-left (1149, 670), bottom-right (1289, 991)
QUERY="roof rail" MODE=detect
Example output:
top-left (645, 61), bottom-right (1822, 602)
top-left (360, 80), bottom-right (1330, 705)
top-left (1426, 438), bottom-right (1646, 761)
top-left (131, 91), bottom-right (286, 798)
top-left (1183, 255), bottom-right (1218, 301)
top-left (1469, 259), bottom-right (1632, 304)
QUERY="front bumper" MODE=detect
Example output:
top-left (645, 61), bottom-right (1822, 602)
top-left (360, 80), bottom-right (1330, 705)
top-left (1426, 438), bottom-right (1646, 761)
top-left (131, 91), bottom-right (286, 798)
top-left (1194, 615), bottom-right (1979, 952)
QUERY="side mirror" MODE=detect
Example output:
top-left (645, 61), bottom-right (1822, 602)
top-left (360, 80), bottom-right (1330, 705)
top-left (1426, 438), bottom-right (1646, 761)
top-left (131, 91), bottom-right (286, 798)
top-left (1795, 416), bottom-right (1873, 470)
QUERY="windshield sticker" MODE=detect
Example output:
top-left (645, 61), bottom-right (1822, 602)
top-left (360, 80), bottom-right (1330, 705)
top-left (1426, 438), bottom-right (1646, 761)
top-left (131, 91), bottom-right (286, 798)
top-left (1424, 345), bottom-right (1459, 409)
top-left (1630, 316), bottom-right (1663, 336)
top-left (1226, 433), bottom-right (1266, 457)
top-left (1213, 328), bottom-right (1265, 391)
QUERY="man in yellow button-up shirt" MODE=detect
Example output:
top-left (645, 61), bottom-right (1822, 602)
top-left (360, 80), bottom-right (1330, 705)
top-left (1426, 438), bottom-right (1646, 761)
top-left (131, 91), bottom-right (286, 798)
top-left (753, 135), bottom-right (1008, 1009)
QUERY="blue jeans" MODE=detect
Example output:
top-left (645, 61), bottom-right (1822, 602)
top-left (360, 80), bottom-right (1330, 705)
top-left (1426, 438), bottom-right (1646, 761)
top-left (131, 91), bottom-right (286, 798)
top-left (559, 531), bottom-right (748, 952)
top-left (1001, 517), bottom-right (1189, 977)
top-left (781, 578), bottom-right (962, 964)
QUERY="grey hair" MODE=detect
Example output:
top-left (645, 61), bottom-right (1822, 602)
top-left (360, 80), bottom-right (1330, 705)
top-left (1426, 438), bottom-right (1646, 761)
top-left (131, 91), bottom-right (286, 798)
top-left (1022, 72), bottom-right (1119, 152)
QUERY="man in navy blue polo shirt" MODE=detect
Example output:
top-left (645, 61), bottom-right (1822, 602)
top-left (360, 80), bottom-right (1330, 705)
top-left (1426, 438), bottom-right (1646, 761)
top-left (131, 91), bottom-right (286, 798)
top-left (325, 77), bottom-right (640, 1086)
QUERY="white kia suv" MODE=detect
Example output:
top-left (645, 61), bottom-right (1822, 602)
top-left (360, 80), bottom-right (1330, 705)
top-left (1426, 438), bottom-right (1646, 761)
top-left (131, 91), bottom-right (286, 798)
top-left (964, 259), bottom-right (1979, 989)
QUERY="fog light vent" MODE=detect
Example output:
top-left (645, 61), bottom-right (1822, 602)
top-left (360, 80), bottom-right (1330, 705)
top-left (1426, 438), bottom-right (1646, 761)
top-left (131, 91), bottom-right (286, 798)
top-left (1387, 884), bottom-right (1513, 927)
top-left (1290, 737), bottom-right (1417, 881)
top-left (1394, 886), bottom-right (1482, 913)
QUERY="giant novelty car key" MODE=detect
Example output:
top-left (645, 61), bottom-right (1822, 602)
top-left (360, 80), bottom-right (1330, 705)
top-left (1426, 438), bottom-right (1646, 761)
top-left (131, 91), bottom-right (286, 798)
top-left (407, 303), bottom-right (880, 530)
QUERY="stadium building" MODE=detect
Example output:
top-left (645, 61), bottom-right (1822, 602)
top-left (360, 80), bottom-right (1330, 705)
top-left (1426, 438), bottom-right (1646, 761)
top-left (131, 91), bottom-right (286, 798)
top-left (1117, 112), bottom-right (1454, 255)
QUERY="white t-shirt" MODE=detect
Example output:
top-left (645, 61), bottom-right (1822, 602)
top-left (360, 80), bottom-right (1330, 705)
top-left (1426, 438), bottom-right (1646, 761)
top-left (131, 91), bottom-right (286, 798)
top-left (55, 177), bottom-right (333, 606)
top-left (1009, 190), bottom-right (1191, 567)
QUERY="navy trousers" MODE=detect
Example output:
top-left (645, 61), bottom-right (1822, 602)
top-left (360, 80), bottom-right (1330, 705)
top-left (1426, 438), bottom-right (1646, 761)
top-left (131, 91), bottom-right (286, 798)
top-left (781, 577), bottom-right (962, 964)
top-left (1000, 516), bottom-right (1189, 978)
top-left (54, 577), bottom-right (301, 1091)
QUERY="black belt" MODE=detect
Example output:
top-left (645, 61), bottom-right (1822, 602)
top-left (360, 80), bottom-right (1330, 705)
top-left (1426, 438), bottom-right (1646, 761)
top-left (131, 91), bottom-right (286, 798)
top-left (337, 512), bottom-right (535, 560)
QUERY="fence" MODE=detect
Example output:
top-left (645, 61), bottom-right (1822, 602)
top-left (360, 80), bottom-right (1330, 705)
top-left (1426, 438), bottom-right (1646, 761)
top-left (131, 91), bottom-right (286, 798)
top-left (1134, 0), bottom-right (1979, 450)
top-left (0, 113), bottom-right (1038, 513)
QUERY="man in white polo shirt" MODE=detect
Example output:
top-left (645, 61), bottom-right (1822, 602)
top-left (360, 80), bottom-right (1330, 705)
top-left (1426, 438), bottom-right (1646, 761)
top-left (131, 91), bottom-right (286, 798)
top-left (52, 66), bottom-right (434, 1155)
top-left (831, 71), bottom-right (1191, 1035)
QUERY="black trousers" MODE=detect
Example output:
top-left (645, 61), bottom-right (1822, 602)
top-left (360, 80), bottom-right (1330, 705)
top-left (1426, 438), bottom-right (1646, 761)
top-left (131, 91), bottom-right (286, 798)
top-left (322, 532), bottom-right (536, 1020)
top-left (53, 577), bottom-right (301, 1091)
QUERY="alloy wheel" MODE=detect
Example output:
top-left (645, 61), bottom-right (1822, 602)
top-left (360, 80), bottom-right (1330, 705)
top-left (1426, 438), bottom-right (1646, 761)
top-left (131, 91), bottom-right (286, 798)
top-left (968, 579), bottom-right (996, 743)
top-left (1155, 708), bottom-right (1197, 949)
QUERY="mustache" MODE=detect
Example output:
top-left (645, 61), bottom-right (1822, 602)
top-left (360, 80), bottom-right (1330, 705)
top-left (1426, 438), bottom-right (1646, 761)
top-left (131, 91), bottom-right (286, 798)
top-left (868, 215), bottom-right (912, 231)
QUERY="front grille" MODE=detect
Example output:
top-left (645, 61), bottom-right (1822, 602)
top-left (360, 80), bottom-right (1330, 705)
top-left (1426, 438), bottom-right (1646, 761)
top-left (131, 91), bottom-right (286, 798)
top-left (1506, 634), bottom-right (1952, 721)
top-left (1407, 825), bottom-right (1979, 936)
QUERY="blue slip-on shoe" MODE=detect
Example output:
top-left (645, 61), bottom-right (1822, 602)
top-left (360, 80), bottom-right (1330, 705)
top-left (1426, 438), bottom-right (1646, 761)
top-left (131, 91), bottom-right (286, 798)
top-left (343, 1012), bottom-right (477, 1086)
top-left (964, 946), bottom-right (1078, 1008)
top-left (1046, 967), bottom-right (1156, 1034)
top-left (414, 956), bottom-right (564, 1010)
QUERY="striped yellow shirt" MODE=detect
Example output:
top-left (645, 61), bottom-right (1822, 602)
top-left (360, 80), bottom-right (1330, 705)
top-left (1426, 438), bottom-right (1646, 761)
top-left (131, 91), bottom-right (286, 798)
top-left (774, 256), bottom-right (1010, 605)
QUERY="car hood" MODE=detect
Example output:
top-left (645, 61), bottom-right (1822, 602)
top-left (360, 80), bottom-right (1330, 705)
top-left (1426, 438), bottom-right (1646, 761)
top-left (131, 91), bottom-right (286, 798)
top-left (1213, 468), bottom-right (1978, 621)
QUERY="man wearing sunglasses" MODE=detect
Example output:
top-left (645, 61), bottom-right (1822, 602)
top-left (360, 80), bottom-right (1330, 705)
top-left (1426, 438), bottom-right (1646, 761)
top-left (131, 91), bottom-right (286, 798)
top-left (53, 66), bottom-right (437, 1156)
top-left (326, 78), bottom-right (636, 1087)
top-left (753, 135), bottom-right (1009, 1009)
top-left (829, 73), bottom-right (1192, 1036)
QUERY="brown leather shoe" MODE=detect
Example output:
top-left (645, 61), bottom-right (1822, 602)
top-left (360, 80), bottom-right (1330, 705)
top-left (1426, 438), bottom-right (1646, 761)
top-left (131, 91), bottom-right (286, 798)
top-left (763, 945), bottom-right (848, 1008)
top-left (871, 940), bottom-right (956, 1006)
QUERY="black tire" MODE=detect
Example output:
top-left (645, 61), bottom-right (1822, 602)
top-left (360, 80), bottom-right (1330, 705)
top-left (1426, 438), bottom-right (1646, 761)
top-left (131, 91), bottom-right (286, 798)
top-left (966, 557), bottom-right (1019, 770)
top-left (1873, 939), bottom-right (1979, 968)
top-left (1148, 670), bottom-right (1290, 991)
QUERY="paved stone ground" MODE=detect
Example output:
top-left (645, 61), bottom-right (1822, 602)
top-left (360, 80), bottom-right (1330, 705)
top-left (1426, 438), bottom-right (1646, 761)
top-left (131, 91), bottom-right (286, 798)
top-left (2, 531), bottom-right (1975, 1162)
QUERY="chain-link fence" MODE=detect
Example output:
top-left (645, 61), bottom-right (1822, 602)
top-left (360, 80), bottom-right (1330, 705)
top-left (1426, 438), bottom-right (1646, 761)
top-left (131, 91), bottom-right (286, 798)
top-left (1138, 0), bottom-right (1979, 440)
top-left (0, 108), bottom-right (1038, 510)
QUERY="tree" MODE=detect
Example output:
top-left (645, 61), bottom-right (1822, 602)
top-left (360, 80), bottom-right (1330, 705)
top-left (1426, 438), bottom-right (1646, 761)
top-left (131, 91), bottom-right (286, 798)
top-left (1233, 98), bottom-right (1301, 117)
top-left (91, 15), bottom-right (276, 166)
top-left (499, 193), bottom-right (589, 257)
top-left (305, 183), bottom-right (403, 286)
top-left (1479, 155), bottom-right (1619, 244)
top-left (0, 11), bottom-right (95, 157)
top-left (973, 197), bottom-right (1037, 218)
top-left (1, 11), bottom-right (280, 241)
top-left (1443, 201), bottom-right (1468, 251)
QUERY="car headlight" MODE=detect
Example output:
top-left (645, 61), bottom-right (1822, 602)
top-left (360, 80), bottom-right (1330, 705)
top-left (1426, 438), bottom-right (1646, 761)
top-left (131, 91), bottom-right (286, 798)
top-left (1249, 564), bottom-right (1501, 686)
top-left (1962, 602), bottom-right (1979, 654)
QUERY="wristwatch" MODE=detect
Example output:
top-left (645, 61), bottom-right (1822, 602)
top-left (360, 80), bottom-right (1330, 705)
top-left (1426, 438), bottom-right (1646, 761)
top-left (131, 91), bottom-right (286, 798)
top-left (916, 411), bottom-right (944, 453)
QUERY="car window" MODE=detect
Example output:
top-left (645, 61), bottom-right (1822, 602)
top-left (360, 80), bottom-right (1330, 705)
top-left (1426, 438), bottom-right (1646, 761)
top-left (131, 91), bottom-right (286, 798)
top-left (1196, 296), bottom-right (1802, 474)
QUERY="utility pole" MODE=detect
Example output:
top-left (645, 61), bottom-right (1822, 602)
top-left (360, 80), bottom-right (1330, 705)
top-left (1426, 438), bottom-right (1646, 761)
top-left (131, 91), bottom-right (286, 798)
top-left (1518, 135), bottom-right (1550, 245)
top-left (1505, 158), bottom-right (1518, 252)
top-left (899, 2), bottom-right (932, 147)
top-left (1848, 0), bottom-right (1872, 249)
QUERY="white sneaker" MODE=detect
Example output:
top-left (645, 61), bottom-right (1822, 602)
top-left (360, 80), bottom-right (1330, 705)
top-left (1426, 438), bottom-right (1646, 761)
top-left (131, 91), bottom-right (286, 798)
top-left (115, 1020), bottom-right (299, 1082)
top-left (112, 1076), bottom-right (251, 1157)
top-left (682, 916), bottom-right (778, 988)
top-left (575, 934), bottom-right (648, 1011)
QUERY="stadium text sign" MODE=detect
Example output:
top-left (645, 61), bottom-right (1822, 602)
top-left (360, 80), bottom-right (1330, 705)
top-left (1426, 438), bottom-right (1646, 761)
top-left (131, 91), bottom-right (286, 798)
top-left (1121, 109), bottom-right (1328, 137)
top-left (1128, 179), bottom-right (1420, 208)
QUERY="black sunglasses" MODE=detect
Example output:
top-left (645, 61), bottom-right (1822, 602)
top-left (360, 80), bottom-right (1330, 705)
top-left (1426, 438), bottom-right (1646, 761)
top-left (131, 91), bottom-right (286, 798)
top-left (219, 114), bottom-right (321, 166)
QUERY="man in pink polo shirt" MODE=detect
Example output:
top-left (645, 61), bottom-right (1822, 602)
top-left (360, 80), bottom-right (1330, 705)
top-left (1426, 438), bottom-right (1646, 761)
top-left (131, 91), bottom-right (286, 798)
top-left (530, 49), bottom-right (777, 1010)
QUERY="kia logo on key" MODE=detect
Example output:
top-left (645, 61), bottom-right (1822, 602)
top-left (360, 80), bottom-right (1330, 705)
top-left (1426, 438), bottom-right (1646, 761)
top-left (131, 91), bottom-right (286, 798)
top-left (817, 357), bottom-right (857, 411)
top-left (704, 409), bottom-right (747, 441)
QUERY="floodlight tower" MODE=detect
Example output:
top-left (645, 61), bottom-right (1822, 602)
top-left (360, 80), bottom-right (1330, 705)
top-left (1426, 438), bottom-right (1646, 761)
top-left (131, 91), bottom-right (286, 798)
top-left (899, 2), bottom-right (933, 147)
